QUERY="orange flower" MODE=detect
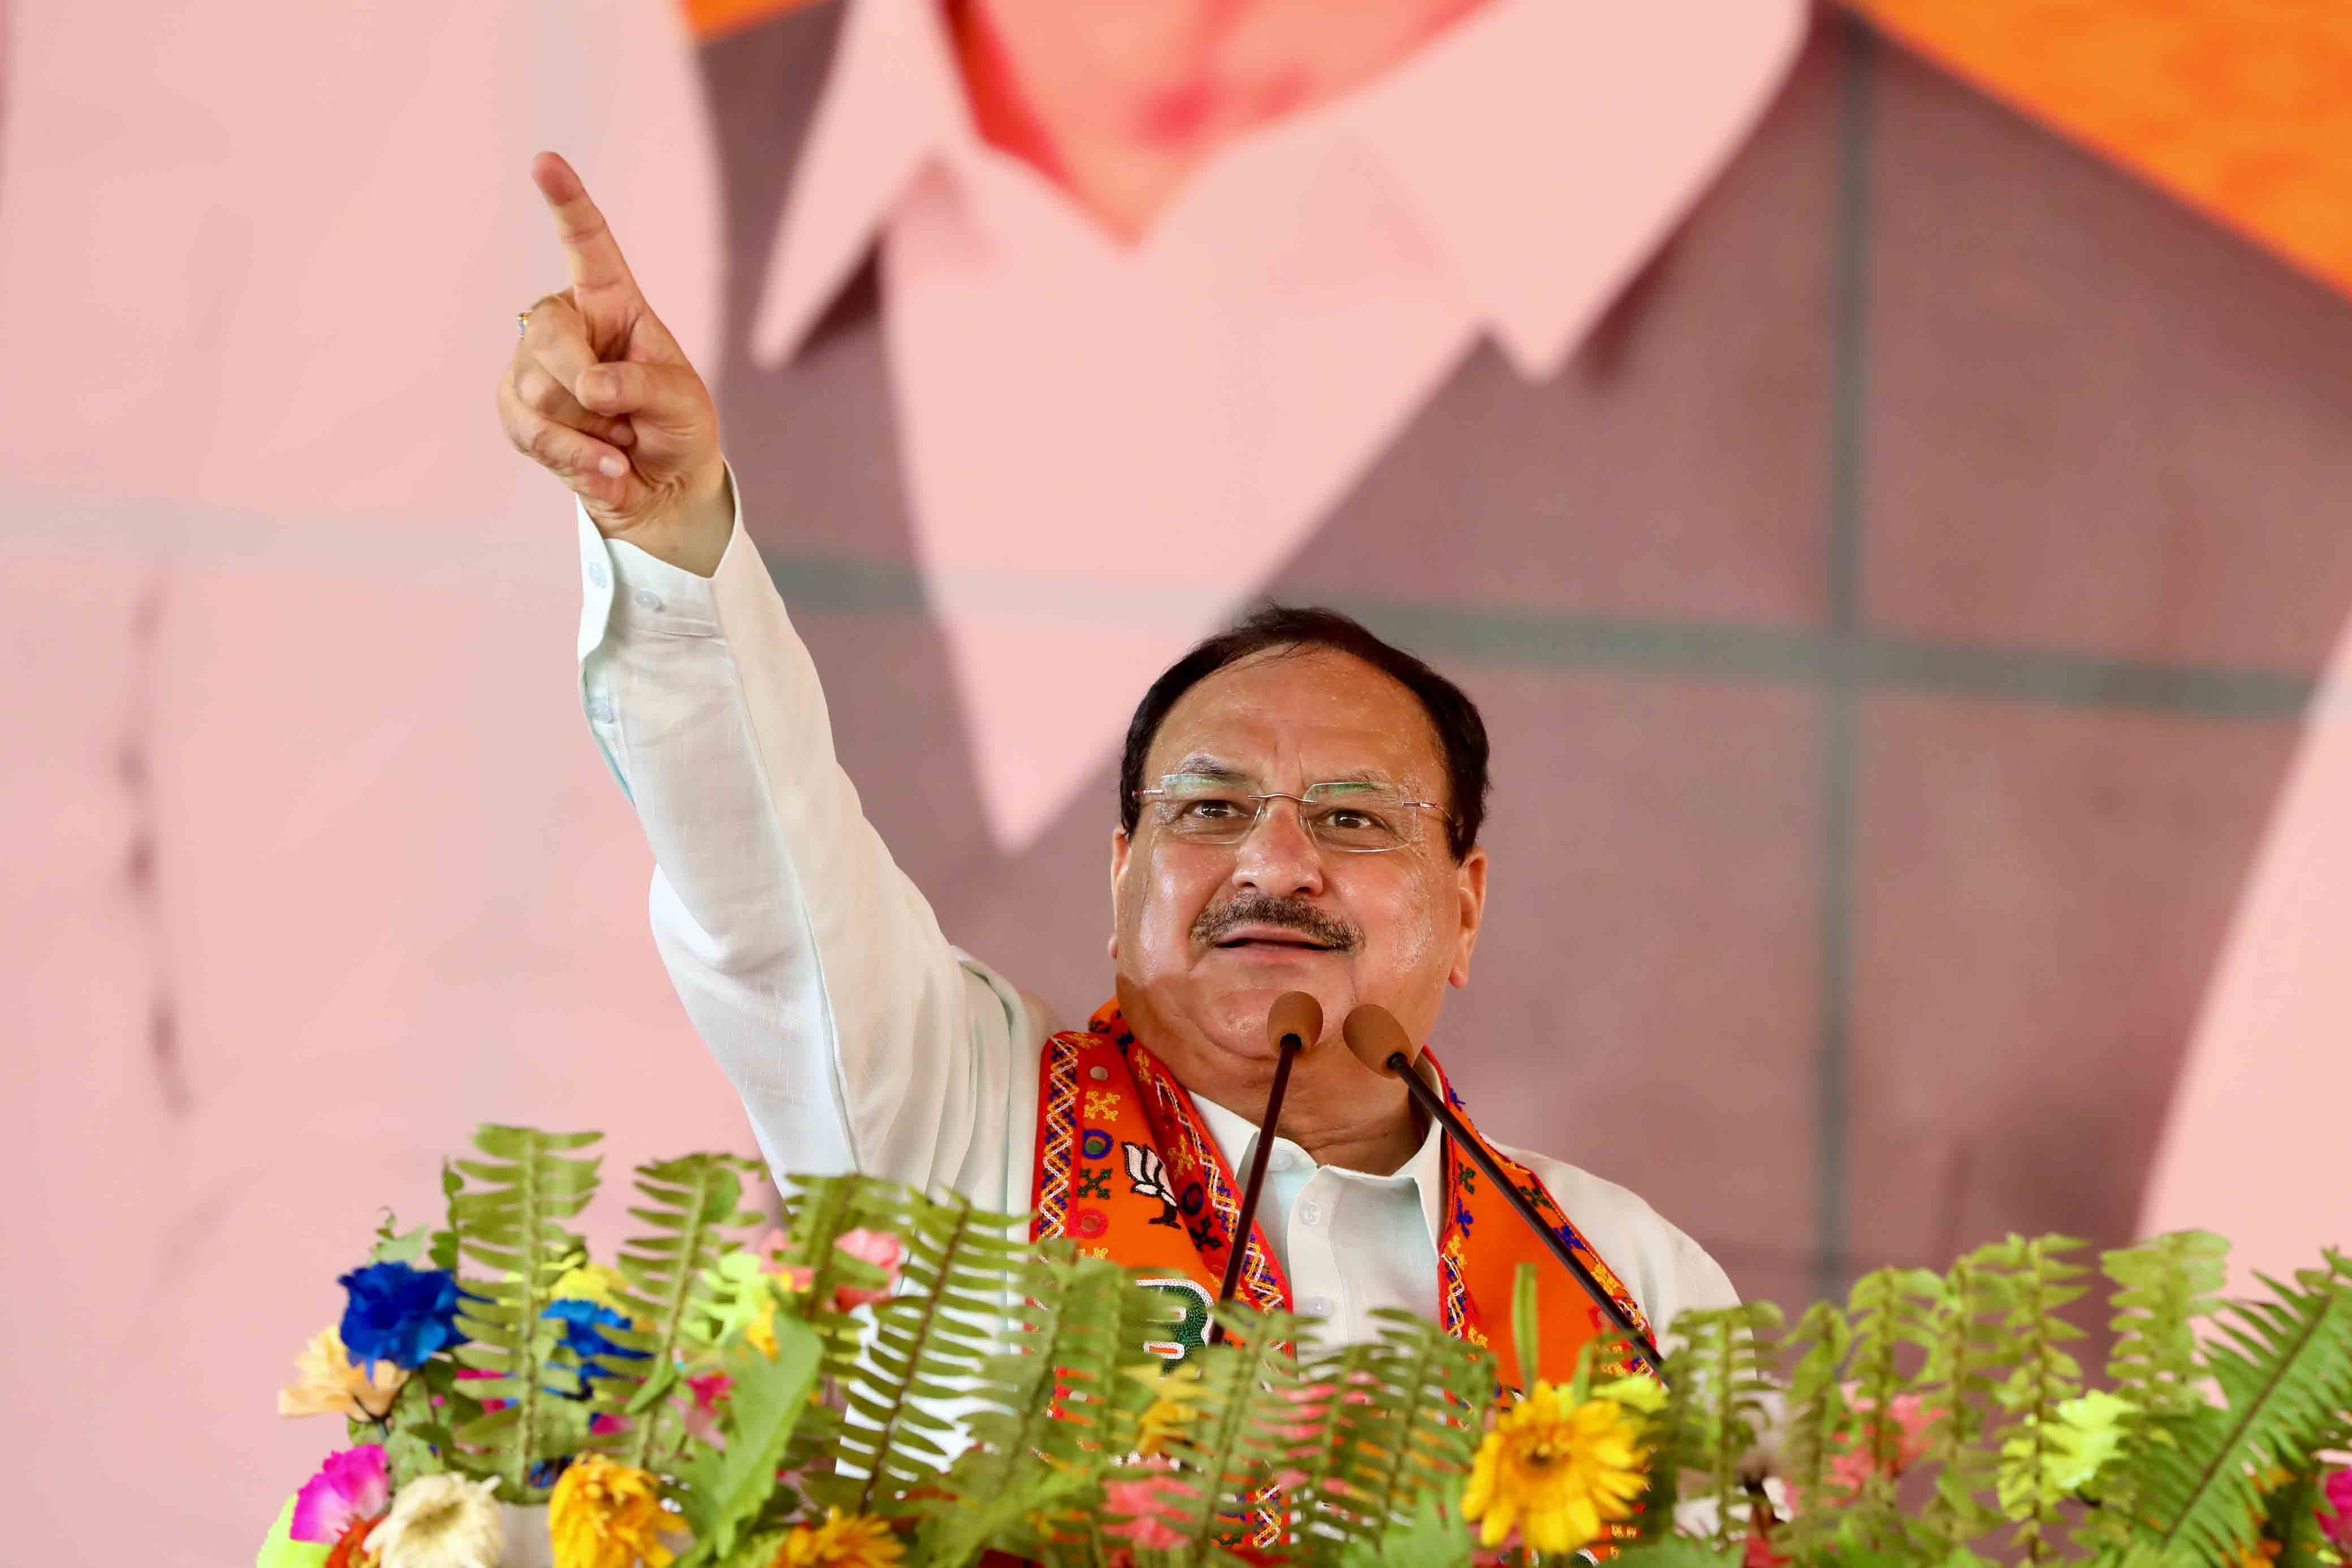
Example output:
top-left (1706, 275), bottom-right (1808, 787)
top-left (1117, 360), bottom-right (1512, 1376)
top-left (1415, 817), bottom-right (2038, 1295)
top-left (278, 1328), bottom-right (407, 1422)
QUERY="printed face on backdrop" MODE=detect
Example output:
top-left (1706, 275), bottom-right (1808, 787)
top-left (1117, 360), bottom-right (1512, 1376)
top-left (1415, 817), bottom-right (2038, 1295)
top-left (1108, 647), bottom-right (1488, 1084)
top-left (971, 0), bottom-right (1489, 154)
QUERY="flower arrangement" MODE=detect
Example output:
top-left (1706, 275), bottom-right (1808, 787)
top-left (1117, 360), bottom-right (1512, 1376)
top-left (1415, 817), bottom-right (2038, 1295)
top-left (263, 1126), bottom-right (2351, 1568)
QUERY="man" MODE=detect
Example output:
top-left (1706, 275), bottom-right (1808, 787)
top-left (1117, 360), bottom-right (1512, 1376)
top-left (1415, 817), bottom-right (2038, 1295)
top-left (500, 155), bottom-right (1733, 1371)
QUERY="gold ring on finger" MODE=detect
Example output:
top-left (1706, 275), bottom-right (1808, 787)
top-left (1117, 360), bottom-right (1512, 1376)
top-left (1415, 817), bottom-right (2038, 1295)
top-left (516, 309), bottom-right (533, 339)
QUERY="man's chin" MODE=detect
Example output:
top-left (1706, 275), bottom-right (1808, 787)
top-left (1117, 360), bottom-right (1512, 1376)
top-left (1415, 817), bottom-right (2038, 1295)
top-left (1188, 976), bottom-right (1348, 1060)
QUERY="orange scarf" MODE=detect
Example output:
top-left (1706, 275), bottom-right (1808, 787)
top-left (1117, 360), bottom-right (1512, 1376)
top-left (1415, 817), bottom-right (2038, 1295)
top-left (1030, 1002), bottom-right (1657, 1389)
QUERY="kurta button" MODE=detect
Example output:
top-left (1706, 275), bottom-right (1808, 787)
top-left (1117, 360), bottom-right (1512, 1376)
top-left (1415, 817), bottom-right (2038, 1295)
top-left (1304, 1296), bottom-right (1332, 1317)
top-left (633, 589), bottom-right (662, 611)
top-left (587, 697), bottom-right (615, 724)
top-left (587, 560), bottom-right (609, 589)
top-left (1088, 1065), bottom-right (1109, 1081)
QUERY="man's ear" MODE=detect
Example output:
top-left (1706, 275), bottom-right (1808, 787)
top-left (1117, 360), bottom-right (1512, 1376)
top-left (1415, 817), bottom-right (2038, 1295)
top-left (1450, 844), bottom-right (1489, 989)
top-left (1108, 827), bottom-right (1132, 961)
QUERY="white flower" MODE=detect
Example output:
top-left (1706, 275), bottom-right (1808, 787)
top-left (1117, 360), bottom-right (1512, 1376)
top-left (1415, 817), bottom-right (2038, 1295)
top-left (366, 1474), bottom-right (506, 1568)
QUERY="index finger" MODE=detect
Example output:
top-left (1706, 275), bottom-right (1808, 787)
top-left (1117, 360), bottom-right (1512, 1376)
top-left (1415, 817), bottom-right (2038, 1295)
top-left (531, 150), bottom-right (637, 299)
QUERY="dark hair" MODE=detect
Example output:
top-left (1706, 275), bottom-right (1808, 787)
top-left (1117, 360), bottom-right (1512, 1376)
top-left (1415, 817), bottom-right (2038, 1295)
top-left (1118, 605), bottom-right (1490, 860)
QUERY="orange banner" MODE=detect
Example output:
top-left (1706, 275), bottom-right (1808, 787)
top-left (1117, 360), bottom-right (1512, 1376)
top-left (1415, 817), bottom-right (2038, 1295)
top-left (1847, 0), bottom-right (2352, 298)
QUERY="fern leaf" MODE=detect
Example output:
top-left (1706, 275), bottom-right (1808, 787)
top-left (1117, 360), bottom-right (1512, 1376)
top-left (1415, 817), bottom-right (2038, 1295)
top-left (1663, 1301), bottom-right (1784, 1548)
top-left (1981, 1235), bottom-right (2091, 1564)
top-left (1917, 1241), bottom-right (2018, 1552)
top-left (443, 1124), bottom-right (603, 1499)
top-left (672, 1315), bottom-right (826, 1567)
top-left (1333, 1494), bottom-right (1477, 1568)
top-left (1139, 1305), bottom-right (1318, 1561)
top-left (1776, 1300), bottom-right (1854, 1554)
top-left (792, 1183), bottom-right (1029, 1520)
top-left (1290, 1307), bottom-right (1494, 1556)
top-left (2133, 1260), bottom-right (2352, 1568)
top-left (2104, 1231), bottom-right (2229, 1423)
top-left (934, 1248), bottom-right (1174, 1560)
top-left (593, 1153), bottom-right (768, 1469)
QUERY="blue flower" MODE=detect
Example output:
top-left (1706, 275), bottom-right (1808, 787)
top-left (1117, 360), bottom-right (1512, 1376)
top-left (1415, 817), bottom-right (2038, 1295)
top-left (543, 1298), bottom-right (648, 1389)
top-left (337, 1261), bottom-right (468, 1370)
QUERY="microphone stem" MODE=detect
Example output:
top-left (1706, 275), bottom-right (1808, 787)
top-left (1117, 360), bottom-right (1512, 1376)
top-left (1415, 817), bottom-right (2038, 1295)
top-left (1387, 1051), bottom-right (1667, 1379)
top-left (1217, 1034), bottom-right (1303, 1309)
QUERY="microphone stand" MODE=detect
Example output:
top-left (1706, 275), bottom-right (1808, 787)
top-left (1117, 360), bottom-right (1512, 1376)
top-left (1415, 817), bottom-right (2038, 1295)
top-left (1378, 1049), bottom-right (1667, 1377)
top-left (1216, 1032), bottom-right (1302, 1311)
top-left (1208, 991), bottom-right (1321, 1345)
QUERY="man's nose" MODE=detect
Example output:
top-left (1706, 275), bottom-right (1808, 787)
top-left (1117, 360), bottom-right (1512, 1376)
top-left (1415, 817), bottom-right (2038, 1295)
top-left (1231, 796), bottom-right (1326, 895)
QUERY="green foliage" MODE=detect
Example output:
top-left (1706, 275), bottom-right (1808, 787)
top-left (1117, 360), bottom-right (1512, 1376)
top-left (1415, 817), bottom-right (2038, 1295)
top-left (805, 1184), bottom-right (1032, 1521)
top-left (1612, 1538), bottom-right (1742, 1568)
top-left (1917, 1242), bottom-right (2018, 1550)
top-left (1662, 1300), bottom-right (1785, 1548)
top-left (1978, 1235), bottom-right (2091, 1562)
top-left (1777, 1300), bottom-right (1856, 1557)
top-left (1286, 1308), bottom-right (1495, 1557)
top-left (1841, 1266), bottom-right (1942, 1551)
top-left (933, 1246), bottom-right (1173, 1562)
top-left (598, 1152), bottom-right (769, 1469)
top-left (1512, 1261), bottom-right (1542, 1398)
top-left (2134, 1256), bottom-right (2352, 1567)
top-left (673, 1315), bottom-right (827, 1567)
top-left (1139, 1304), bottom-right (1318, 1561)
top-left (1333, 1495), bottom-right (1475, 1568)
top-left (444, 1124), bottom-right (604, 1500)
top-left (2104, 1231), bottom-right (2230, 1423)
top-left (278, 1128), bottom-right (2352, 1568)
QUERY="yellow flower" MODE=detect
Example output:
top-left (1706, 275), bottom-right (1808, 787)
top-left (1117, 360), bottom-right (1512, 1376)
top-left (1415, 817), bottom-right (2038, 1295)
top-left (1461, 1381), bottom-right (1649, 1555)
top-left (550, 1453), bottom-right (677, 1568)
top-left (368, 1473), bottom-right (504, 1568)
top-left (745, 1300), bottom-right (780, 1361)
top-left (1123, 1362), bottom-right (1209, 1458)
top-left (278, 1328), bottom-right (409, 1421)
top-left (770, 1509), bottom-right (903, 1568)
top-left (551, 1264), bottom-right (634, 1314)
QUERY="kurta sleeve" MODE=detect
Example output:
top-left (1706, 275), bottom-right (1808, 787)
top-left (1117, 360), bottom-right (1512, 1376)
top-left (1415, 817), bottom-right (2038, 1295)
top-left (572, 475), bottom-right (1035, 1205)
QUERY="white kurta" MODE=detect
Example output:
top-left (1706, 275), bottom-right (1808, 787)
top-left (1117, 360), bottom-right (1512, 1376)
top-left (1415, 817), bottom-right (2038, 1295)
top-left (573, 489), bottom-right (1738, 1344)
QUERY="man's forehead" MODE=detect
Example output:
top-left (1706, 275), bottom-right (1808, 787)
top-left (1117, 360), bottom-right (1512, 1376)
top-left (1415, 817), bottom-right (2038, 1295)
top-left (1145, 648), bottom-right (1444, 780)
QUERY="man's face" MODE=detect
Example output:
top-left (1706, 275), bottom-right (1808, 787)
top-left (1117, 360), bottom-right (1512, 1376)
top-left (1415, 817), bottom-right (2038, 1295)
top-left (1109, 647), bottom-right (1488, 1082)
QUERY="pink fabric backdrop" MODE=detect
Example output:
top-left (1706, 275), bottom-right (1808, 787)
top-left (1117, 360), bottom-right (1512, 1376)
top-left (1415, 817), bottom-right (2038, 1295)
top-left (4, 4), bottom-right (2347, 1563)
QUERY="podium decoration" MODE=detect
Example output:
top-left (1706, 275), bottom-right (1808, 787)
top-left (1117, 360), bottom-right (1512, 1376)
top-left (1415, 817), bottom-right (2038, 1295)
top-left (260, 1125), bottom-right (2352, 1568)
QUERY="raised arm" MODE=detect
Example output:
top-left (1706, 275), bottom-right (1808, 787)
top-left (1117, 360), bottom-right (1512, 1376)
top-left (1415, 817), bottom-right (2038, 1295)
top-left (498, 154), bottom-right (1033, 1201)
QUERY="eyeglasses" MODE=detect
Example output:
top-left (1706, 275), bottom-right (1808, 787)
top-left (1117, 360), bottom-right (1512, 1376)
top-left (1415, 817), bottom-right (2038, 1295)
top-left (1134, 774), bottom-right (1447, 855)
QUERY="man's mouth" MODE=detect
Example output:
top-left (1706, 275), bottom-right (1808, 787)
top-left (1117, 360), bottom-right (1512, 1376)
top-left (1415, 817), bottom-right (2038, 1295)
top-left (1191, 895), bottom-right (1361, 954)
top-left (1213, 928), bottom-right (1339, 952)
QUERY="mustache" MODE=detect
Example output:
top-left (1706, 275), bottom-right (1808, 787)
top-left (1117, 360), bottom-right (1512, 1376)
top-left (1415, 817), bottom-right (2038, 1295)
top-left (1191, 894), bottom-right (1361, 952)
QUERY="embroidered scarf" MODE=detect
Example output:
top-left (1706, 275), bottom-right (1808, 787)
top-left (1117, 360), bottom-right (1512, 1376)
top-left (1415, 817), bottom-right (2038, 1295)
top-left (1030, 1002), bottom-right (1658, 1388)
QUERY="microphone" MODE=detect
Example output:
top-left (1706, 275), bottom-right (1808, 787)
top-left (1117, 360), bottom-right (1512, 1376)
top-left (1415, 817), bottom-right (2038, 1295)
top-left (1341, 1003), bottom-right (1667, 1379)
top-left (1214, 991), bottom-right (1322, 1311)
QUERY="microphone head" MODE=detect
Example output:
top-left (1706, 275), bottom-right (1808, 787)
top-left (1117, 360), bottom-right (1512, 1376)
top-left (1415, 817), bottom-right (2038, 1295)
top-left (1266, 991), bottom-right (1323, 1053)
top-left (1341, 1004), bottom-right (1420, 1078)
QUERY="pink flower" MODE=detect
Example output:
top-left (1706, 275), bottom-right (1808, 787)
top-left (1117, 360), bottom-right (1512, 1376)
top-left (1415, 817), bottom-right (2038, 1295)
top-left (1822, 1448), bottom-right (1878, 1501)
top-left (684, 1371), bottom-right (733, 1448)
top-left (1874, 1393), bottom-right (1933, 1471)
top-left (289, 1445), bottom-right (391, 1543)
top-left (2318, 1469), bottom-right (2352, 1548)
top-left (1104, 1460), bottom-right (1194, 1552)
top-left (1823, 1388), bottom-right (1932, 1497)
top-left (832, 1228), bottom-right (907, 1310)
